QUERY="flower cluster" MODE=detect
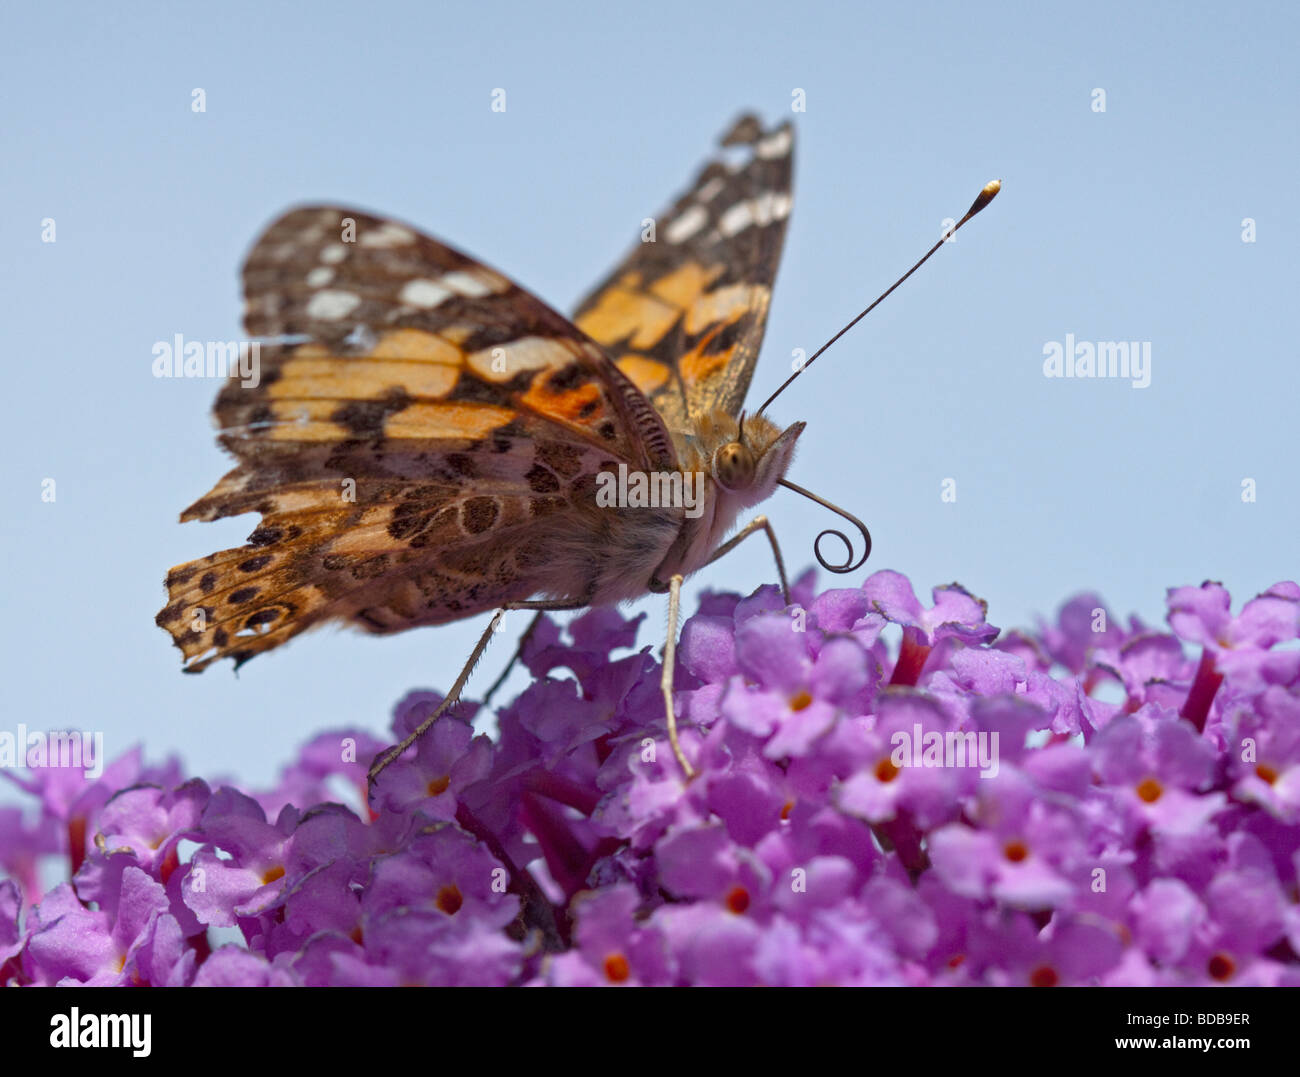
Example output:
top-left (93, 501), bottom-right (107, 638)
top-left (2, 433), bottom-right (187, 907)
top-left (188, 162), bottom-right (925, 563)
top-left (3, 572), bottom-right (1299, 986)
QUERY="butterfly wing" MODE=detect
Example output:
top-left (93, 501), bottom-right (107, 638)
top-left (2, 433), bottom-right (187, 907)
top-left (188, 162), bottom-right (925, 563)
top-left (157, 207), bottom-right (674, 671)
top-left (572, 114), bottom-right (794, 433)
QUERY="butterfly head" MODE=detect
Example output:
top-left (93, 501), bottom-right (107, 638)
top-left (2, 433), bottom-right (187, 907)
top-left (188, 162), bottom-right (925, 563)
top-left (690, 409), bottom-right (804, 511)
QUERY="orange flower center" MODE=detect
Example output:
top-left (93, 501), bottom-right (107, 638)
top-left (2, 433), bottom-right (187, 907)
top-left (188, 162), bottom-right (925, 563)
top-left (1030, 965), bottom-right (1059, 987)
top-left (436, 884), bottom-right (463, 915)
top-left (1002, 840), bottom-right (1029, 863)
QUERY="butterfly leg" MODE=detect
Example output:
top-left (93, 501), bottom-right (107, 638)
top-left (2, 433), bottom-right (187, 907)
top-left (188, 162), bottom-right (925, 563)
top-left (703, 515), bottom-right (791, 605)
top-left (660, 573), bottom-right (696, 779)
top-left (654, 517), bottom-right (791, 779)
top-left (367, 598), bottom-right (586, 787)
top-left (481, 610), bottom-right (546, 707)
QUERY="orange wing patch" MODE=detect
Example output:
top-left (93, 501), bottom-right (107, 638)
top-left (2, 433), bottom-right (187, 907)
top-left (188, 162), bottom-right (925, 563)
top-left (615, 355), bottom-right (672, 395)
top-left (577, 276), bottom-right (681, 350)
top-left (572, 115), bottom-right (793, 432)
top-left (649, 262), bottom-right (724, 309)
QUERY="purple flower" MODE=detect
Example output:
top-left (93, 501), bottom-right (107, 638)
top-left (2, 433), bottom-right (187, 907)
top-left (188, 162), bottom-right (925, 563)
top-left (719, 615), bottom-right (873, 759)
top-left (927, 795), bottom-right (1082, 911)
top-left (1168, 581), bottom-right (1300, 651)
top-left (23, 868), bottom-right (189, 986)
top-left (1090, 707), bottom-right (1228, 842)
top-left (1227, 685), bottom-right (1300, 821)
top-left (862, 571), bottom-right (999, 686)
top-left (1166, 581), bottom-right (1300, 732)
top-left (93, 779), bottom-right (209, 877)
top-left (835, 694), bottom-right (978, 833)
top-left (368, 701), bottom-right (491, 819)
top-left (536, 885), bottom-right (671, 986)
top-left (1037, 593), bottom-right (1129, 675)
top-left (3, 573), bottom-right (1298, 986)
top-left (191, 946), bottom-right (300, 987)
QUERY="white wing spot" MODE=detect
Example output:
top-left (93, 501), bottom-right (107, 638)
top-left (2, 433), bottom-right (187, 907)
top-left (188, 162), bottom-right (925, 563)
top-left (359, 222), bottom-right (416, 248)
top-left (755, 128), bottom-right (793, 159)
top-left (399, 278), bottom-right (454, 308)
top-left (440, 270), bottom-right (498, 298)
top-left (666, 204), bottom-right (709, 244)
top-left (319, 243), bottom-right (348, 264)
top-left (306, 290), bottom-right (362, 320)
top-left (306, 267), bottom-right (334, 287)
top-left (756, 190), bottom-right (792, 223)
top-left (697, 176), bottom-right (726, 201)
top-left (719, 201), bottom-right (754, 237)
top-left (719, 191), bottom-right (792, 237)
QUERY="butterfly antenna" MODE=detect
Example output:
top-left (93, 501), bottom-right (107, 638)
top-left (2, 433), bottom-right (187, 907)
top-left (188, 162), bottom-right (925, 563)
top-left (756, 179), bottom-right (1001, 416)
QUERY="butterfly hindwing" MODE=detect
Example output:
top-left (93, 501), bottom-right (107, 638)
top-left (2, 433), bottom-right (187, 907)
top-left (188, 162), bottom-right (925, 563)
top-left (573, 114), bottom-right (794, 433)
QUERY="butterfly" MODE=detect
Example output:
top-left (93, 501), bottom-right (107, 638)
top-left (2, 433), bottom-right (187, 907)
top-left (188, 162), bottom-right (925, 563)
top-left (156, 113), bottom-right (880, 781)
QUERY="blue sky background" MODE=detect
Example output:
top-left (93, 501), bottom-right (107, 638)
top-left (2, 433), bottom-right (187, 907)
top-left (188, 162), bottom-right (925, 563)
top-left (2, 1), bottom-right (1296, 793)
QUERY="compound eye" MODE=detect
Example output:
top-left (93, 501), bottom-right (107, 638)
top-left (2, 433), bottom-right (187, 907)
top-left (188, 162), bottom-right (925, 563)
top-left (713, 441), bottom-right (756, 491)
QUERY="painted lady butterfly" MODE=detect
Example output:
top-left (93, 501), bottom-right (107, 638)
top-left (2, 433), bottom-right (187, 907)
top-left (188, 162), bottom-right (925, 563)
top-left (156, 113), bottom-right (997, 781)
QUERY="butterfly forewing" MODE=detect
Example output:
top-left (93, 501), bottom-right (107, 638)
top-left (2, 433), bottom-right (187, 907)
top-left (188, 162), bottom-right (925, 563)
top-left (234, 206), bottom-right (670, 468)
top-left (572, 114), bottom-right (794, 432)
